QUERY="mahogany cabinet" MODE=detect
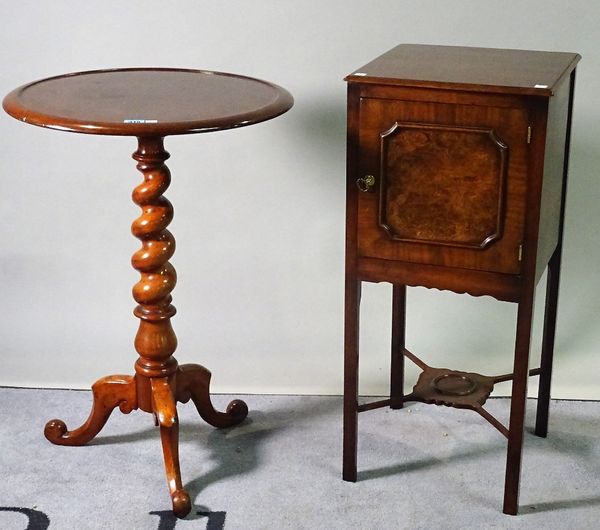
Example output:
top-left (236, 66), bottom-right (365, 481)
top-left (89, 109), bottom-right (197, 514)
top-left (343, 44), bottom-right (580, 515)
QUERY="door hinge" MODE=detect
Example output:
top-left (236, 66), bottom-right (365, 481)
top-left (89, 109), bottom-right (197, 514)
top-left (518, 244), bottom-right (523, 261)
top-left (527, 126), bottom-right (532, 144)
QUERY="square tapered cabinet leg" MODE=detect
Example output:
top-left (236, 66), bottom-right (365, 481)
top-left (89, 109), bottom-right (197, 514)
top-left (343, 44), bottom-right (580, 514)
top-left (343, 278), bottom-right (361, 482)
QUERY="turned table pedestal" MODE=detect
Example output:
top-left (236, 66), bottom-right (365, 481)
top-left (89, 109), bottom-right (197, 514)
top-left (3, 68), bottom-right (293, 518)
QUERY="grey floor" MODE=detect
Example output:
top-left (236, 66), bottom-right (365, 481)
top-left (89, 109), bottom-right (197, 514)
top-left (1, 388), bottom-right (599, 529)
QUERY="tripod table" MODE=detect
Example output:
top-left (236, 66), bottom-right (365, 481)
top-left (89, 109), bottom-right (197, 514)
top-left (3, 68), bottom-right (293, 518)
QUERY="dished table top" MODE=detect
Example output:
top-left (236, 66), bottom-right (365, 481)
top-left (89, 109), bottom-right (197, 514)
top-left (3, 68), bottom-right (294, 136)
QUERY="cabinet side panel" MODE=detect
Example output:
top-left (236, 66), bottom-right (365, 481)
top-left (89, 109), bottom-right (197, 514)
top-left (535, 79), bottom-right (570, 282)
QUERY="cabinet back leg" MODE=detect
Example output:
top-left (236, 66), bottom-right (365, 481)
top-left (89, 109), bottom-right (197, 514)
top-left (390, 284), bottom-right (406, 409)
top-left (535, 250), bottom-right (561, 437)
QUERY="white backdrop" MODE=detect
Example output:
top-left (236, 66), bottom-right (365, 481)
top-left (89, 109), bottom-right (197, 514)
top-left (0, 1), bottom-right (598, 398)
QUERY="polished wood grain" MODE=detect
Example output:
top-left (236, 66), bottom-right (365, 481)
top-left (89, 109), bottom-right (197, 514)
top-left (2, 68), bottom-right (293, 136)
top-left (379, 122), bottom-right (507, 248)
top-left (389, 284), bottom-right (406, 409)
top-left (357, 95), bottom-right (528, 276)
top-left (408, 366), bottom-right (495, 409)
top-left (342, 83), bottom-right (361, 483)
top-left (176, 364), bottom-right (248, 428)
top-left (4, 69), bottom-right (292, 519)
top-left (357, 256), bottom-right (522, 302)
top-left (534, 75), bottom-right (572, 283)
top-left (44, 375), bottom-right (137, 445)
top-left (151, 377), bottom-right (191, 518)
top-left (131, 137), bottom-right (178, 388)
top-left (343, 44), bottom-right (580, 516)
top-left (346, 44), bottom-right (580, 97)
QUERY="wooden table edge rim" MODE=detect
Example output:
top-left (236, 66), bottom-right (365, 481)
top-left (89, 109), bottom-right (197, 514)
top-left (2, 67), bottom-right (294, 136)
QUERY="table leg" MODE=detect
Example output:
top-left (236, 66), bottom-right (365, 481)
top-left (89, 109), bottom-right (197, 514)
top-left (390, 284), bottom-right (406, 409)
top-left (44, 375), bottom-right (137, 445)
top-left (175, 364), bottom-right (248, 427)
top-left (343, 278), bottom-right (361, 482)
top-left (152, 377), bottom-right (191, 518)
top-left (503, 293), bottom-right (534, 515)
top-left (534, 250), bottom-right (562, 437)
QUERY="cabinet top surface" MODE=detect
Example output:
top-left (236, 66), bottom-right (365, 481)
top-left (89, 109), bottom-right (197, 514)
top-left (3, 68), bottom-right (294, 136)
top-left (346, 44), bottom-right (580, 96)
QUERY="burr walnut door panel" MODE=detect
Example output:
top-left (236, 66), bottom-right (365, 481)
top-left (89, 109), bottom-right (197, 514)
top-left (357, 97), bottom-right (529, 274)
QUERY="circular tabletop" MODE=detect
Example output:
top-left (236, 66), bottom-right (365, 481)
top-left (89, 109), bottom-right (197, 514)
top-left (3, 68), bottom-right (294, 136)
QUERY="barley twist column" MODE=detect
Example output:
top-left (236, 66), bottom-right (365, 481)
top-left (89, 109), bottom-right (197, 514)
top-left (131, 137), bottom-right (178, 401)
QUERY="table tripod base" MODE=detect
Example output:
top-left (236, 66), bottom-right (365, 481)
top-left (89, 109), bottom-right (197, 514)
top-left (44, 363), bottom-right (248, 518)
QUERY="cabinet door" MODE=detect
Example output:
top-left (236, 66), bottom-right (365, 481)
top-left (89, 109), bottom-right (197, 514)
top-left (357, 97), bottom-right (529, 274)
